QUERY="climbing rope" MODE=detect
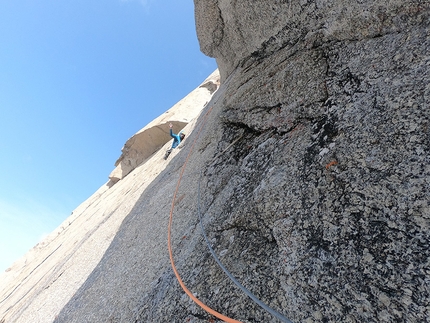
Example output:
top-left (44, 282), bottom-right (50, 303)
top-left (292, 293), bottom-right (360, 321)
top-left (197, 171), bottom-right (294, 323)
top-left (168, 105), bottom-right (294, 323)
top-left (168, 106), bottom-right (241, 323)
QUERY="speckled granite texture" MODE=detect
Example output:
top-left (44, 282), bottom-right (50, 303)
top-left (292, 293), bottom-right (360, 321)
top-left (2, 1), bottom-right (428, 323)
top-left (135, 1), bottom-right (429, 322)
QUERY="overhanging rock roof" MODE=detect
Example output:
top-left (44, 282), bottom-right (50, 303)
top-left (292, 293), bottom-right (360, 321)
top-left (109, 69), bottom-right (220, 184)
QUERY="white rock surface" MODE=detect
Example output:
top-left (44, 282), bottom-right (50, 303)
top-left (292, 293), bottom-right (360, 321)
top-left (109, 70), bottom-right (220, 183)
top-left (0, 70), bottom-right (219, 323)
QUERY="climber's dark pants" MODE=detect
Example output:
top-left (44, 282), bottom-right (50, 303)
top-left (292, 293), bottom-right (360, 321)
top-left (164, 148), bottom-right (173, 160)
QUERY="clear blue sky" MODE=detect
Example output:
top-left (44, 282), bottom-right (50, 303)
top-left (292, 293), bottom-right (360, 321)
top-left (0, 0), bottom-right (217, 271)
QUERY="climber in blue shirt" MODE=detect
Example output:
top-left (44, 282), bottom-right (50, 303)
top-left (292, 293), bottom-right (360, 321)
top-left (164, 123), bottom-right (186, 160)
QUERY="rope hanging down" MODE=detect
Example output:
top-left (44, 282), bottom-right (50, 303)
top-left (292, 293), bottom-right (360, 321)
top-left (197, 170), bottom-right (294, 323)
top-left (168, 106), bottom-right (241, 323)
top-left (168, 105), bottom-right (294, 323)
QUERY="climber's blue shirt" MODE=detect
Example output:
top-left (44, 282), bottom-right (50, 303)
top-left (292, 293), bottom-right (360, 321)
top-left (170, 129), bottom-right (181, 148)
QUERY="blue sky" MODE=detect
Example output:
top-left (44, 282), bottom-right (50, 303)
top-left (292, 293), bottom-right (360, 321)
top-left (0, 0), bottom-right (217, 271)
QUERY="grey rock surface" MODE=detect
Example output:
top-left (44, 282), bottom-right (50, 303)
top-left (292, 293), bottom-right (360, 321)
top-left (1, 1), bottom-right (429, 323)
top-left (0, 72), bottom-right (220, 323)
top-left (195, 0), bottom-right (429, 82)
top-left (136, 1), bottom-right (429, 322)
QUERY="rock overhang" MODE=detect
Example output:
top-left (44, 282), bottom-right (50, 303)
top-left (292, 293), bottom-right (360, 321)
top-left (108, 69), bottom-right (220, 184)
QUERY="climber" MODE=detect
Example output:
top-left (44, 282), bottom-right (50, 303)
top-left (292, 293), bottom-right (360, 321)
top-left (164, 123), bottom-right (186, 160)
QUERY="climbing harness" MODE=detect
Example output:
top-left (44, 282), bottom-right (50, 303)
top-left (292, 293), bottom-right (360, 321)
top-left (168, 105), bottom-right (294, 323)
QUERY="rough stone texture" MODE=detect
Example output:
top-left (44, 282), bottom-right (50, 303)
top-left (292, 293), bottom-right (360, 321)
top-left (0, 71), bottom-right (219, 323)
top-left (1, 1), bottom-right (429, 323)
top-left (136, 1), bottom-right (429, 322)
top-left (195, 0), bottom-right (429, 82)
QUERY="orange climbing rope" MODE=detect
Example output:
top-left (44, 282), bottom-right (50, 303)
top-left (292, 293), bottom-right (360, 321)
top-left (167, 106), bottom-right (242, 323)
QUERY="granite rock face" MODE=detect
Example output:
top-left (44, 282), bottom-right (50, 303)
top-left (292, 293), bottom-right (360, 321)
top-left (136, 1), bottom-right (429, 322)
top-left (0, 72), bottom-right (220, 323)
top-left (195, 0), bottom-right (430, 82)
top-left (109, 70), bottom-right (220, 184)
top-left (1, 1), bottom-right (429, 323)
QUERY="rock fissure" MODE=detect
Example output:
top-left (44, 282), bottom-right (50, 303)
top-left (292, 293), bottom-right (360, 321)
top-left (1, 2), bottom-right (429, 322)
